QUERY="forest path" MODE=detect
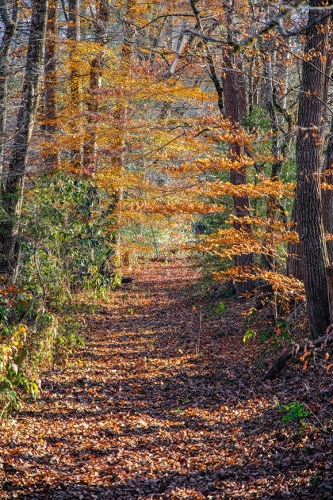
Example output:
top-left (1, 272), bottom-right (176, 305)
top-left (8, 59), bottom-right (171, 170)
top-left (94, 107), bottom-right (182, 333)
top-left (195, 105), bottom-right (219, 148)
top-left (0, 259), bottom-right (332, 499)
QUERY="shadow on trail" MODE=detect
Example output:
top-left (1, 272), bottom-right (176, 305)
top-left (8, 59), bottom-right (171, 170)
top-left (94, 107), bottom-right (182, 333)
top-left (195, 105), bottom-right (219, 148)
top-left (4, 261), bottom-right (329, 500)
top-left (5, 460), bottom-right (327, 500)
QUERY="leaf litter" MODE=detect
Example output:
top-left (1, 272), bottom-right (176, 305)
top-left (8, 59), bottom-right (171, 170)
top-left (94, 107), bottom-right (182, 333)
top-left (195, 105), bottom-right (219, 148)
top-left (1, 259), bottom-right (333, 499)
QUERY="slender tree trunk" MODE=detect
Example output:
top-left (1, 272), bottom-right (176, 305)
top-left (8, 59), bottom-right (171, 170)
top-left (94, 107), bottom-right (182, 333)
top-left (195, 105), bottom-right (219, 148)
top-left (0, 0), bottom-right (18, 179)
top-left (296, 0), bottom-right (332, 337)
top-left (322, 116), bottom-right (333, 263)
top-left (262, 40), bottom-right (293, 271)
top-left (262, 46), bottom-right (279, 270)
top-left (286, 199), bottom-right (303, 280)
top-left (44, 0), bottom-right (59, 168)
top-left (322, 42), bottom-right (333, 263)
top-left (82, 0), bottom-right (109, 175)
top-left (113, 0), bottom-right (137, 267)
top-left (0, 0), bottom-right (48, 279)
top-left (67, 0), bottom-right (82, 170)
top-left (222, 10), bottom-right (254, 297)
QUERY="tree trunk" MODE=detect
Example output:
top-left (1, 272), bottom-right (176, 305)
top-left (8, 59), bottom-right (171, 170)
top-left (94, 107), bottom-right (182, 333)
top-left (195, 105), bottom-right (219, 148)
top-left (286, 199), bottom-right (303, 280)
top-left (262, 45), bottom-right (279, 270)
top-left (296, 0), bottom-right (332, 337)
top-left (322, 121), bottom-right (333, 263)
top-left (222, 11), bottom-right (255, 297)
top-left (43, 0), bottom-right (59, 168)
top-left (0, 0), bottom-right (18, 178)
top-left (322, 43), bottom-right (333, 263)
top-left (0, 0), bottom-right (48, 279)
top-left (82, 0), bottom-right (109, 175)
top-left (67, 0), bottom-right (82, 170)
top-left (113, 0), bottom-right (137, 267)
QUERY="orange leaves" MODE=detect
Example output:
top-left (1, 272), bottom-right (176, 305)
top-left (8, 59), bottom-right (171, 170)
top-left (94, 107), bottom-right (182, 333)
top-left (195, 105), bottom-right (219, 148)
top-left (204, 178), bottom-right (295, 199)
top-left (197, 222), bottom-right (288, 261)
top-left (299, 351), bottom-right (312, 363)
top-left (131, 200), bottom-right (222, 216)
top-left (214, 265), bottom-right (305, 302)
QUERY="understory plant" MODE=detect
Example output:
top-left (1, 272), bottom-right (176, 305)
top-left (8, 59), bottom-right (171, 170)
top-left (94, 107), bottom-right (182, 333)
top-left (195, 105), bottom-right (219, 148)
top-left (21, 171), bottom-right (117, 303)
top-left (0, 171), bottom-right (116, 417)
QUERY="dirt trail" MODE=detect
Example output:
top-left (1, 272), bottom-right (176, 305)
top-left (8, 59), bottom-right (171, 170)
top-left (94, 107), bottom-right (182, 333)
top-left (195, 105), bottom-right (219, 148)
top-left (1, 259), bottom-right (333, 499)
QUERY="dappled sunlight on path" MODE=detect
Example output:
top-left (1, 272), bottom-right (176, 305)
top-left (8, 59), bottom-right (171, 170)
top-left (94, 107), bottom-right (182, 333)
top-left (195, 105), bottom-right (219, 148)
top-left (1, 260), bottom-right (333, 499)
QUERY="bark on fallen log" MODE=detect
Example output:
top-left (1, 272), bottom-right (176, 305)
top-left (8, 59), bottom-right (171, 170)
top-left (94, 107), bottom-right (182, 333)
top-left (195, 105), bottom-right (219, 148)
top-left (263, 324), bottom-right (333, 380)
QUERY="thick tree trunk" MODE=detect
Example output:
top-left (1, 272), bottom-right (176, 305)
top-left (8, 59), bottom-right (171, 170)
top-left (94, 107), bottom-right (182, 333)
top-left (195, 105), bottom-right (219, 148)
top-left (296, 0), bottom-right (332, 337)
top-left (0, 0), bottom-right (48, 279)
top-left (0, 1), bottom-right (18, 178)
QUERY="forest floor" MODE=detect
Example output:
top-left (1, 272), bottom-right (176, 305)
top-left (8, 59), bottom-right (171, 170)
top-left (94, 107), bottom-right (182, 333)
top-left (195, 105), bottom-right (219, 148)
top-left (1, 258), bottom-right (333, 499)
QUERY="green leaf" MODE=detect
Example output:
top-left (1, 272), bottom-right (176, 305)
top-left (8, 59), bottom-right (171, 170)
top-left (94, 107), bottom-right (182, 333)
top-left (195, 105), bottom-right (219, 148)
top-left (217, 302), bottom-right (226, 317)
top-left (243, 330), bottom-right (256, 343)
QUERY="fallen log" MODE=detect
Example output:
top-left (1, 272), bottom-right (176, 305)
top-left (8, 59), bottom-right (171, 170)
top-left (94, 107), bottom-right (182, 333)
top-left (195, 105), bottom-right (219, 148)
top-left (263, 324), bottom-right (333, 380)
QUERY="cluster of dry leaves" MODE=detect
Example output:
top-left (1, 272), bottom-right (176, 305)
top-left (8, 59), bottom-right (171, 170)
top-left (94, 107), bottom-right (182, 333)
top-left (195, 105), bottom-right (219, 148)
top-left (1, 259), bottom-right (333, 499)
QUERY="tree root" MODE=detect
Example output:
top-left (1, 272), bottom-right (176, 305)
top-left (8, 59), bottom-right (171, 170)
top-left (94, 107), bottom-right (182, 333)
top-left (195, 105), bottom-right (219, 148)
top-left (263, 324), bottom-right (333, 380)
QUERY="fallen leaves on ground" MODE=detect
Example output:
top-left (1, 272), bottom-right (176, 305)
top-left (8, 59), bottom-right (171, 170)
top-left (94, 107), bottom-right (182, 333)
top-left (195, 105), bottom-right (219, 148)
top-left (1, 259), bottom-right (333, 499)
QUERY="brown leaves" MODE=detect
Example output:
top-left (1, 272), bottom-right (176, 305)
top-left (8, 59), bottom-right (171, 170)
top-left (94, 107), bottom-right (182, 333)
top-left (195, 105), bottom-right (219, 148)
top-left (1, 260), bottom-right (333, 499)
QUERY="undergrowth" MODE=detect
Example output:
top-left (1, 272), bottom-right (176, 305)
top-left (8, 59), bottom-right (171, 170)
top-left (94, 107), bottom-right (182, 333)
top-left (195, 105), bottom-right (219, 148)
top-left (0, 172), bottom-right (118, 418)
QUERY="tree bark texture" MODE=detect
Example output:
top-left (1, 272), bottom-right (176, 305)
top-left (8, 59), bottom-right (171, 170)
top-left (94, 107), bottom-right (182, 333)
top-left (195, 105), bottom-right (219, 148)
top-left (0, 0), bottom-right (48, 278)
top-left (0, 0), bottom-right (18, 178)
top-left (296, 0), bottom-right (331, 337)
top-left (43, 0), bottom-right (59, 168)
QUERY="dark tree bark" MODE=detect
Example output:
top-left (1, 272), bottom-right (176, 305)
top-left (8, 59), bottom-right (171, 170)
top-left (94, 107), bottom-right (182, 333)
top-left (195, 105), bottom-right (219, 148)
top-left (0, 0), bottom-right (18, 178)
top-left (0, 0), bottom-right (49, 279)
top-left (296, 0), bottom-right (332, 337)
top-left (261, 44), bottom-right (280, 271)
top-left (186, 0), bottom-right (254, 296)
